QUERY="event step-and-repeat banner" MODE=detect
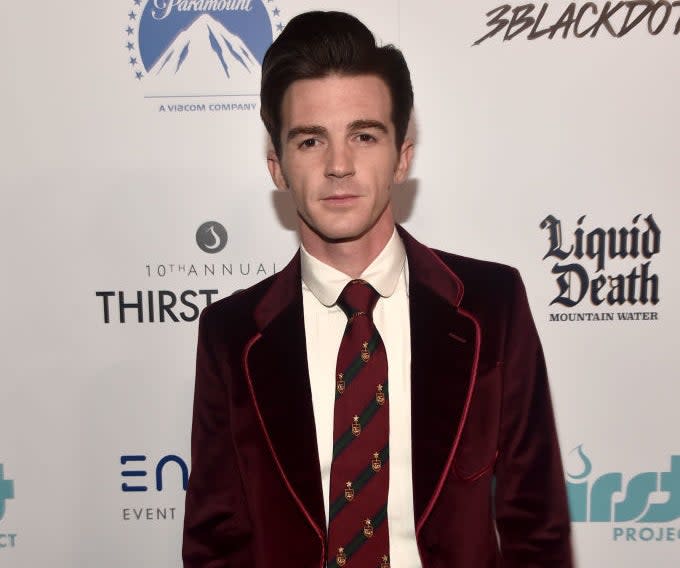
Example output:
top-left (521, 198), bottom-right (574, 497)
top-left (2, 1), bottom-right (678, 566)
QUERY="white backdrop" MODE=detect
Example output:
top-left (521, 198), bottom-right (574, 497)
top-left (1, 1), bottom-right (678, 566)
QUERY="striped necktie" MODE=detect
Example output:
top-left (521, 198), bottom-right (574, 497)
top-left (327, 279), bottom-right (390, 568)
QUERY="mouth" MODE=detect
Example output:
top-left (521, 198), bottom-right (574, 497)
top-left (322, 194), bottom-right (360, 202)
top-left (320, 194), bottom-right (360, 209)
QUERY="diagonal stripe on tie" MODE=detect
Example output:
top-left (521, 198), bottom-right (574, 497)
top-left (335, 330), bottom-right (381, 400)
top-left (332, 381), bottom-right (390, 459)
top-left (329, 445), bottom-right (389, 521)
top-left (327, 504), bottom-right (389, 568)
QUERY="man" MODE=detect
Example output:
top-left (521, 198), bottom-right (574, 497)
top-left (183, 10), bottom-right (572, 568)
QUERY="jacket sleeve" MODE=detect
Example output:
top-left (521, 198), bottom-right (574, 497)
top-left (494, 269), bottom-right (573, 567)
top-left (182, 309), bottom-right (254, 567)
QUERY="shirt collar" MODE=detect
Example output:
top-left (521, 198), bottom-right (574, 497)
top-left (300, 228), bottom-right (407, 307)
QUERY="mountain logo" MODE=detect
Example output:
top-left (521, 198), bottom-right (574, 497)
top-left (124, 0), bottom-right (285, 95)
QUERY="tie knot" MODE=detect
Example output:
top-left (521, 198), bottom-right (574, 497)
top-left (337, 280), bottom-right (380, 320)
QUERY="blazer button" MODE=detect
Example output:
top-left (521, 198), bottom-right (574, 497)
top-left (426, 542), bottom-right (440, 554)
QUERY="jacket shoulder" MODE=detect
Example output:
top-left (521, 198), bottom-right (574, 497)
top-left (428, 248), bottom-right (530, 330)
top-left (432, 249), bottom-right (520, 295)
top-left (198, 272), bottom-right (279, 338)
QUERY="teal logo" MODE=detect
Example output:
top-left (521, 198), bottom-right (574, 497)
top-left (567, 445), bottom-right (680, 523)
top-left (567, 445), bottom-right (680, 542)
top-left (0, 465), bottom-right (14, 521)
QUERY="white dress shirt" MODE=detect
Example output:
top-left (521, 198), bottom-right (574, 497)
top-left (300, 229), bottom-right (421, 567)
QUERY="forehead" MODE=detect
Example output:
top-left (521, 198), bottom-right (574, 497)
top-left (280, 74), bottom-right (393, 129)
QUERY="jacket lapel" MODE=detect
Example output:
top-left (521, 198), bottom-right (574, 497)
top-left (243, 253), bottom-right (327, 536)
top-left (400, 227), bottom-right (481, 529)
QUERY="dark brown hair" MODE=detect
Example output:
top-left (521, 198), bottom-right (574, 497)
top-left (260, 11), bottom-right (413, 157)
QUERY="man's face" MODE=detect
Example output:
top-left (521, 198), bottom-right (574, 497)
top-left (268, 74), bottom-right (412, 247)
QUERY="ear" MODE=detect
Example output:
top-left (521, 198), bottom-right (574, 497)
top-left (267, 147), bottom-right (288, 191)
top-left (393, 137), bottom-right (414, 184)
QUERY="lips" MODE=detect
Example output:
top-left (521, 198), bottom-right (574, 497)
top-left (322, 194), bottom-right (360, 201)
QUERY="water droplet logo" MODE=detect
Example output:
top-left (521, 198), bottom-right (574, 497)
top-left (566, 444), bottom-right (592, 481)
top-left (196, 222), bottom-right (228, 253)
top-left (565, 445), bottom-right (680, 526)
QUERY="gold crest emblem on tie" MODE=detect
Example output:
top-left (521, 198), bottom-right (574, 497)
top-left (376, 384), bottom-right (385, 405)
top-left (345, 481), bottom-right (355, 502)
top-left (336, 373), bottom-right (345, 394)
top-left (371, 452), bottom-right (382, 472)
top-left (361, 341), bottom-right (370, 362)
top-left (352, 415), bottom-right (361, 437)
top-left (336, 547), bottom-right (347, 566)
top-left (363, 518), bottom-right (374, 538)
top-left (381, 554), bottom-right (390, 568)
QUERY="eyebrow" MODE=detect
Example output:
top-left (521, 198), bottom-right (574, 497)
top-left (286, 125), bottom-right (327, 142)
top-left (286, 120), bottom-right (389, 142)
top-left (348, 119), bottom-right (388, 134)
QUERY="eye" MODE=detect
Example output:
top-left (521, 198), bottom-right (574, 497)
top-left (299, 138), bottom-right (318, 149)
top-left (356, 133), bottom-right (377, 143)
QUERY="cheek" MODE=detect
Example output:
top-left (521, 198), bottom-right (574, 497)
top-left (285, 174), bottom-right (315, 207)
top-left (374, 165), bottom-right (398, 196)
top-left (373, 153), bottom-right (401, 182)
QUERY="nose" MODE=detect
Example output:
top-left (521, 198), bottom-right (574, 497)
top-left (325, 141), bottom-right (355, 179)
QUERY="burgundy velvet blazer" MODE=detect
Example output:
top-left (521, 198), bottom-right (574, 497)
top-left (182, 227), bottom-right (573, 567)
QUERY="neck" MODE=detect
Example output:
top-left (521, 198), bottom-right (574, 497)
top-left (300, 210), bottom-right (395, 278)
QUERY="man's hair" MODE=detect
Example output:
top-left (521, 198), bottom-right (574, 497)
top-left (260, 11), bottom-right (414, 157)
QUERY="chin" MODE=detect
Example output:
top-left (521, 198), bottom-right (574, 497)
top-left (319, 228), bottom-right (365, 243)
top-left (307, 221), bottom-right (368, 244)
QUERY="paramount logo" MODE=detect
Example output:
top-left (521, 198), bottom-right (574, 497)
top-left (149, 14), bottom-right (261, 83)
top-left (151, 0), bottom-right (254, 20)
top-left (126, 0), bottom-right (280, 97)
